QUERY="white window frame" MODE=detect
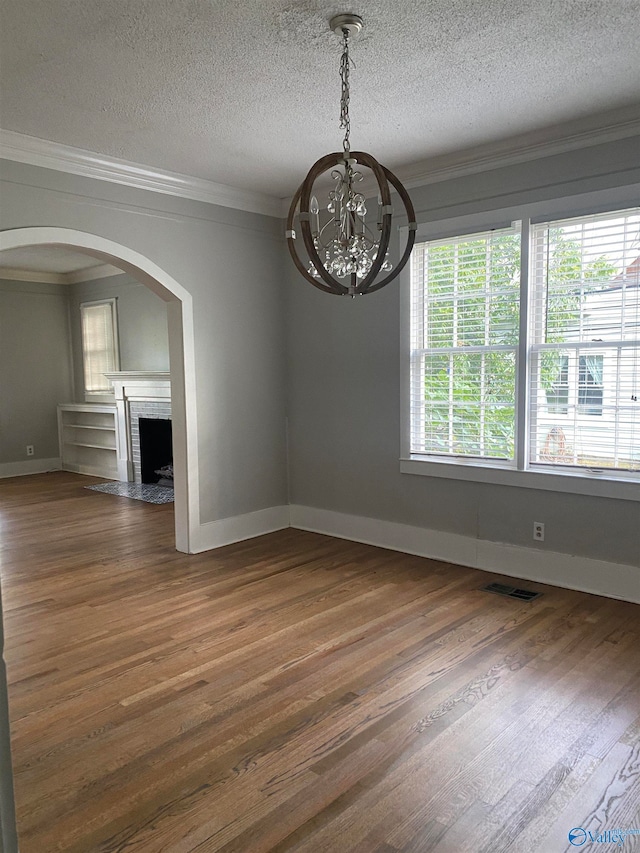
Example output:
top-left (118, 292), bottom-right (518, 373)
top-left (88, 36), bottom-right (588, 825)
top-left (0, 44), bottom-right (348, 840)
top-left (80, 297), bottom-right (120, 401)
top-left (409, 222), bottom-right (522, 465)
top-left (400, 185), bottom-right (640, 502)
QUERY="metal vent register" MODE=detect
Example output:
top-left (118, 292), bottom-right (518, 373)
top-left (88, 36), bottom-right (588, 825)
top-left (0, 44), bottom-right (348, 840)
top-left (481, 582), bottom-right (542, 601)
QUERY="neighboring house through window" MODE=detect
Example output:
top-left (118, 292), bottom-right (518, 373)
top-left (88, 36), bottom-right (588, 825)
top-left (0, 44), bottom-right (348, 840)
top-left (407, 207), bottom-right (640, 484)
top-left (577, 355), bottom-right (604, 415)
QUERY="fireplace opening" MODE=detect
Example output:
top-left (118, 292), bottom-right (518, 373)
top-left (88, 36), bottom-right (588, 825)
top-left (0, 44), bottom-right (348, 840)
top-left (139, 418), bottom-right (173, 484)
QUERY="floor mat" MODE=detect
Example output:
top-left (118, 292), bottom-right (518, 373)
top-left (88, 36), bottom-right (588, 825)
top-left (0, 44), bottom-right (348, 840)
top-left (85, 482), bottom-right (174, 504)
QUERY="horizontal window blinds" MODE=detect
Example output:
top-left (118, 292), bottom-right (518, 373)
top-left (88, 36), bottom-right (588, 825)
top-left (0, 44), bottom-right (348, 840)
top-left (529, 210), bottom-right (640, 473)
top-left (410, 225), bottom-right (521, 460)
top-left (80, 301), bottom-right (118, 393)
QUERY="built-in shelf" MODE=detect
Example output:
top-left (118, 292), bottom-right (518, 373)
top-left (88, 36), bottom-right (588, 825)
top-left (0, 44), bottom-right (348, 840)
top-left (66, 441), bottom-right (116, 450)
top-left (58, 403), bottom-right (118, 479)
top-left (65, 424), bottom-right (116, 432)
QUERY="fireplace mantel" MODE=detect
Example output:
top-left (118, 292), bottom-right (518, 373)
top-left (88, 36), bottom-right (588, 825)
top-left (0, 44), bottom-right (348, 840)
top-left (105, 372), bottom-right (171, 481)
top-left (105, 371), bottom-right (171, 401)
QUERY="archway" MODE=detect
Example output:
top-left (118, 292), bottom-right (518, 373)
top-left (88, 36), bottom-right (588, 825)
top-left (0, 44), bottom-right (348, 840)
top-left (0, 227), bottom-right (200, 851)
top-left (0, 226), bottom-right (200, 550)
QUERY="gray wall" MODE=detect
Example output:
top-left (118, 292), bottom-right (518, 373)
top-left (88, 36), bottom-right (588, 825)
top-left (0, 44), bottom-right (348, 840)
top-left (0, 159), bottom-right (288, 522)
top-left (0, 278), bottom-right (73, 464)
top-left (2, 137), bottom-right (638, 558)
top-left (68, 272), bottom-right (170, 401)
top-left (286, 136), bottom-right (640, 568)
top-left (0, 270), bottom-right (171, 466)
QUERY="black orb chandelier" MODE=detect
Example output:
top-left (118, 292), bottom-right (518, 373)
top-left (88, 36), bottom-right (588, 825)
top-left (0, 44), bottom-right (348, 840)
top-left (286, 14), bottom-right (416, 297)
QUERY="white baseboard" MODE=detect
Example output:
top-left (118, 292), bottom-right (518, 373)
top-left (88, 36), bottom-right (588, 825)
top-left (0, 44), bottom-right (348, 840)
top-left (289, 505), bottom-right (640, 605)
top-left (190, 504), bottom-right (290, 554)
top-left (60, 462), bottom-right (118, 480)
top-left (1, 475), bottom-right (631, 603)
top-left (0, 458), bottom-right (61, 479)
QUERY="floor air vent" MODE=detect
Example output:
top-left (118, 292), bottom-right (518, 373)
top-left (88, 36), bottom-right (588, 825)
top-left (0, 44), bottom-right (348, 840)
top-left (482, 582), bottom-right (542, 601)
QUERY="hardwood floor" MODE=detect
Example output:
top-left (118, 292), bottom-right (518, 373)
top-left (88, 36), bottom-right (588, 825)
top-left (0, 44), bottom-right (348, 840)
top-left (1, 472), bottom-right (639, 852)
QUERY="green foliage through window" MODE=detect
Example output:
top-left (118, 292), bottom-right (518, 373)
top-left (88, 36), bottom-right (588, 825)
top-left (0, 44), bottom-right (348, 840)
top-left (411, 216), bottom-right (630, 465)
top-left (413, 227), bottom-right (520, 459)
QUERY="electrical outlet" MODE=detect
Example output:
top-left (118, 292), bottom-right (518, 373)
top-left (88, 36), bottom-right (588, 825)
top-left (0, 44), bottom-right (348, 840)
top-left (533, 522), bottom-right (545, 541)
top-left (26, 445), bottom-right (34, 456)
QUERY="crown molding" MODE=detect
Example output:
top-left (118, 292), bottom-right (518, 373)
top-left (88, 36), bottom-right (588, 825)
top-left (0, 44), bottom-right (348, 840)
top-left (279, 111), bottom-right (640, 216)
top-left (0, 262), bottom-right (121, 284)
top-left (0, 129), bottom-right (282, 219)
top-left (65, 264), bottom-right (122, 283)
top-left (398, 113), bottom-right (640, 191)
top-left (0, 267), bottom-right (66, 284)
top-left (3, 112), bottom-right (639, 223)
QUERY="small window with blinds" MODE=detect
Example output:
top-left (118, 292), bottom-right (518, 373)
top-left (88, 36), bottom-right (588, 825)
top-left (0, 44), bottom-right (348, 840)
top-left (410, 225), bottom-right (521, 461)
top-left (530, 209), bottom-right (640, 475)
top-left (80, 299), bottom-right (119, 395)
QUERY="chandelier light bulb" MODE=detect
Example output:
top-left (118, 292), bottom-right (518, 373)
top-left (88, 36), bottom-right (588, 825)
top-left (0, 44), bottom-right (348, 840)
top-left (286, 14), bottom-right (416, 297)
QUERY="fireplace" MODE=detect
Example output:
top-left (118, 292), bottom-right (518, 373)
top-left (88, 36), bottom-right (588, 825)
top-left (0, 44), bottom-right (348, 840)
top-left (105, 372), bottom-right (171, 483)
top-left (139, 418), bottom-right (173, 484)
top-left (129, 402), bottom-right (172, 483)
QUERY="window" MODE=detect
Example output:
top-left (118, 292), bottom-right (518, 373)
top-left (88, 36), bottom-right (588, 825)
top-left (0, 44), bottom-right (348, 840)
top-left (408, 207), bottom-right (640, 483)
top-left (410, 225), bottom-right (520, 462)
top-left (577, 355), bottom-right (603, 415)
top-left (80, 299), bottom-right (119, 396)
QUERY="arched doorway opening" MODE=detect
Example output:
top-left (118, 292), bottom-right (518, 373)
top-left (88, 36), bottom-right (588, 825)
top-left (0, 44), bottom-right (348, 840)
top-left (0, 226), bottom-right (200, 551)
top-left (0, 226), bottom-right (201, 851)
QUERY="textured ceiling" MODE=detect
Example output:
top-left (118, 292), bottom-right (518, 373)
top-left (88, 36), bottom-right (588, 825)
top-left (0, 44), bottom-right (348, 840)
top-left (1, 0), bottom-right (639, 198)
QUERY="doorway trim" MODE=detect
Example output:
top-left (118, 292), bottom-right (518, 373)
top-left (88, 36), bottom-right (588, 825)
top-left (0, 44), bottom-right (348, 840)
top-left (0, 226), bottom-right (200, 552)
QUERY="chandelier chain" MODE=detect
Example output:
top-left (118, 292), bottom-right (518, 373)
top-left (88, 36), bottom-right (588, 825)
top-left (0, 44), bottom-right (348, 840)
top-left (339, 28), bottom-right (352, 154)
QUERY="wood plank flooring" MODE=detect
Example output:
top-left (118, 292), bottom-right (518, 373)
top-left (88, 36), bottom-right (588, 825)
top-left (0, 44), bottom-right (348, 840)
top-left (1, 471), bottom-right (639, 852)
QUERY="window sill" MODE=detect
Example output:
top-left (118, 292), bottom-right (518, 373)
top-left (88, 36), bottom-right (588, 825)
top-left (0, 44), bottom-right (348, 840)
top-left (84, 393), bottom-right (116, 404)
top-left (400, 457), bottom-right (640, 502)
